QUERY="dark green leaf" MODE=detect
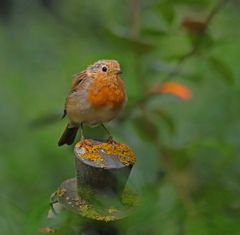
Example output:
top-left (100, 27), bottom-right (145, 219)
top-left (208, 56), bottom-right (235, 84)
top-left (161, 145), bottom-right (192, 169)
top-left (153, 109), bottom-right (176, 134)
top-left (105, 26), bottom-right (155, 54)
top-left (157, 2), bottom-right (175, 25)
top-left (141, 28), bottom-right (166, 37)
top-left (133, 114), bottom-right (158, 142)
top-left (192, 32), bottom-right (214, 51)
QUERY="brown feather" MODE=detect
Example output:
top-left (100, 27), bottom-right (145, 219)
top-left (62, 71), bottom-right (88, 119)
top-left (70, 71), bottom-right (88, 92)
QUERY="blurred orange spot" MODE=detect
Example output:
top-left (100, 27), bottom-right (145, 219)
top-left (150, 81), bottom-right (192, 101)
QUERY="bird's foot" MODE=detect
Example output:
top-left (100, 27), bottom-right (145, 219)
top-left (75, 137), bottom-right (93, 148)
top-left (107, 136), bottom-right (118, 145)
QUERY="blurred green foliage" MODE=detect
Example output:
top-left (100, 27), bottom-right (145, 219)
top-left (0, 0), bottom-right (240, 234)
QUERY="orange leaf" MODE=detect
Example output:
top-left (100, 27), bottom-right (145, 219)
top-left (149, 81), bottom-right (192, 101)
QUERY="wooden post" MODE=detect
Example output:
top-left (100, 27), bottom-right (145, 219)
top-left (43, 139), bottom-right (136, 234)
top-left (75, 140), bottom-right (135, 201)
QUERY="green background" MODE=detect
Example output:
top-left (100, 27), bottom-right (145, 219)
top-left (0, 0), bottom-right (239, 234)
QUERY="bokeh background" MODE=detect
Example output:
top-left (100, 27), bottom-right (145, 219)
top-left (0, 0), bottom-right (240, 234)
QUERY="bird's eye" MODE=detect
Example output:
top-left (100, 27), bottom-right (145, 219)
top-left (102, 66), bottom-right (108, 72)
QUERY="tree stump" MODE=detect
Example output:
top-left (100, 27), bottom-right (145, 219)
top-left (43, 139), bottom-right (137, 234)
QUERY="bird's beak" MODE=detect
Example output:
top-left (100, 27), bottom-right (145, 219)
top-left (116, 70), bottom-right (122, 75)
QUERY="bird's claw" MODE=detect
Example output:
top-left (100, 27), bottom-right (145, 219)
top-left (107, 136), bottom-right (117, 144)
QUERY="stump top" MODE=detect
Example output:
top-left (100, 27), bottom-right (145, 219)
top-left (74, 139), bottom-right (136, 169)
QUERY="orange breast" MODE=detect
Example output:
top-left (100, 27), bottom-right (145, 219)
top-left (87, 76), bottom-right (126, 109)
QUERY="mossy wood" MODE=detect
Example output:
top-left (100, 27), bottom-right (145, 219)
top-left (51, 139), bottom-right (137, 222)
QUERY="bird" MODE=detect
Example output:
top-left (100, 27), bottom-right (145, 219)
top-left (58, 59), bottom-right (127, 146)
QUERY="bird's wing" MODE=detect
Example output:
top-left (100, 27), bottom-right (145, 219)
top-left (70, 70), bottom-right (88, 93)
top-left (62, 71), bottom-right (88, 118)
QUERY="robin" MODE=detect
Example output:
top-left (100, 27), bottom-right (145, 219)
top-left (58, 59), bottom-right (126, 146)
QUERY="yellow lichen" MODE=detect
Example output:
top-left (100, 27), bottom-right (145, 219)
top-left (56, 188), bottom-right (66, 197)
top-left (75, 139), bottom-right (93, 148)
top-left (77, 203), bottom-right (116, 221)
top-left (82, 207), bottom-right (115, 222)
top-left (108, 207), bottom-right (118, 214)
top-left (79, 204), bottom-right (89, 212)
top-left (121, 187), bottom-right (138, 207)
top-left (75, 139), bottom-right (136, 166)
top-left (82, 152), bottom-right (104, 162)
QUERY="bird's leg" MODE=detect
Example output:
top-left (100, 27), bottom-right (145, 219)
top-left (78, 123), bottom-right (92, 147)
top-left (80, 122), bottom-right (85, 141)
top-left (101, 124), bottom-right (116, 143)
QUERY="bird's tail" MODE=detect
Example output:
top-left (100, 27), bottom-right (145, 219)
top-left (58, 124), bottom-right (79, 146)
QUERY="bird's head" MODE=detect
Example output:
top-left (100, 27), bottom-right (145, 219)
top-left (86, 59), bottom-right (122, 79)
